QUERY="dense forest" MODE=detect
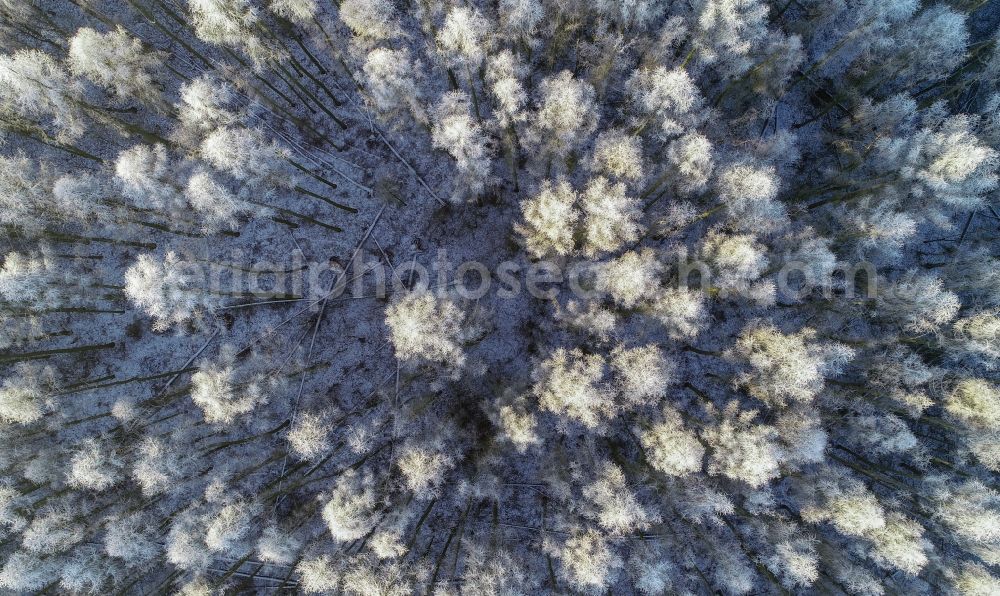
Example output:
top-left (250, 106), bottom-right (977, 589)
top-left (1, 0), bottom-right (999, 593)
